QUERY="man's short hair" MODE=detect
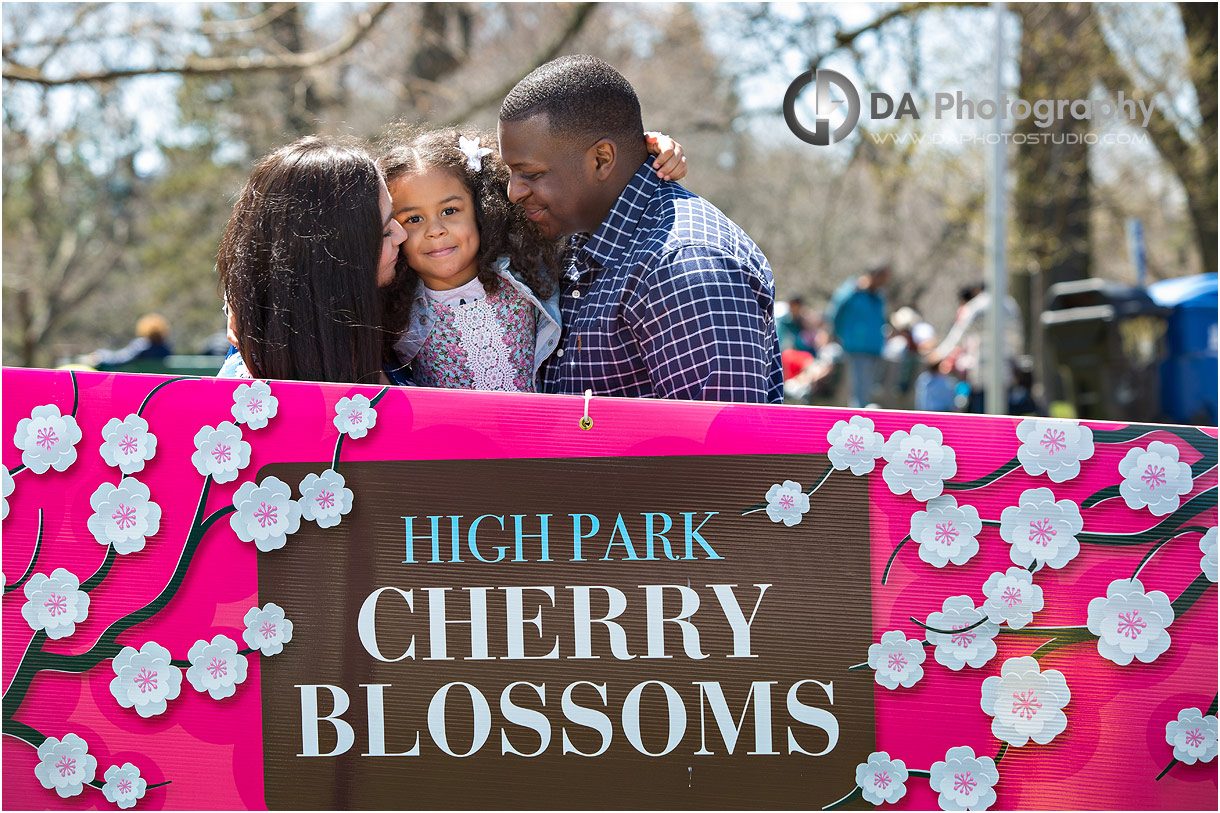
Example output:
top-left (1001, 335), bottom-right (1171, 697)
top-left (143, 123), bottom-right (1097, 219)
top-left (500, 55), bottom-right (644, 149)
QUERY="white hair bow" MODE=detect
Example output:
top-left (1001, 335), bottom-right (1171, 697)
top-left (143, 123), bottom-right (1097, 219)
top-left (458, 136), bottom-right (493, 172)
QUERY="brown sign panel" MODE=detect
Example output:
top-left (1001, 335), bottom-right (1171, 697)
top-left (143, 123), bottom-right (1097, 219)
top-left (258, 454), bottom-right (874, 809)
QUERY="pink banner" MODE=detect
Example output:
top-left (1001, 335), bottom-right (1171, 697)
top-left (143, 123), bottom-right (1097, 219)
top-left (3, 368), bottom-right (1216, 809)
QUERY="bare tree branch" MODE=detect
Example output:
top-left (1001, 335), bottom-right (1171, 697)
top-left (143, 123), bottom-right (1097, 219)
top-left (831, 2), bottom-right (987, 53)
top-left (2, 3), bottom-right (391, 86)
top-left (28, 4), bottom-right (106, 70)
top-left (443, 2), bottom-right (598, 124)
top-left (198, 3), bottom-right (298, 36)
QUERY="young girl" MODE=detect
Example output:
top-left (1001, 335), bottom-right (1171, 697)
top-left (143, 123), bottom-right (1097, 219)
top-left (377, 125), bottom-right (685, 391)
top-left (218, 136), bottom-right (408, 383)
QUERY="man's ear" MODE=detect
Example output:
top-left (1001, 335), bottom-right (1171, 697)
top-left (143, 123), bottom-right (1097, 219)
top-left (589, 138), bottom-right (616, 180)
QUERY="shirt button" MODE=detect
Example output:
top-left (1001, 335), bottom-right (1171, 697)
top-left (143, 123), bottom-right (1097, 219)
top-left (571, 290), bottom-right (581, 298)
top-left (556, 349), bottom-right (565, 357)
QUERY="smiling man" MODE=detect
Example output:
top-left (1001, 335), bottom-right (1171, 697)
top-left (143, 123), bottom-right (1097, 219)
top-left (498, 55), bottom-right (782, 403)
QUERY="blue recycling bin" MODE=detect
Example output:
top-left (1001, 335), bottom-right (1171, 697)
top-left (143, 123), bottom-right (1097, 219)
top-left (1148, 273), bottom-right (1217, 425)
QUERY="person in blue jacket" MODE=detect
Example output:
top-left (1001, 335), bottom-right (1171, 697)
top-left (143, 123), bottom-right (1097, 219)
top-left (826, 264), bottom-right (891, 407)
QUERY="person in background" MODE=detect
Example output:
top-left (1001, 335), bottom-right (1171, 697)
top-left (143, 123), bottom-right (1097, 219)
top-left (931, 283), bottom-right (1024, 413)
top-left (914, 356), bottom-right (959, 412)
top-left (88, 313), bottom-right (173, 370)
top-left (826, 264), bottom-right (890, 407)
top-left (882, 306), bottom-right (936, 409)
top-left (777, 296), bottom-right (816, 354)
top-left (940, 282), bottom-right (983, 376)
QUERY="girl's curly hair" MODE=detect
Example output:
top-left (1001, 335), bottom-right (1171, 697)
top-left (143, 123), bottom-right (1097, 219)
top-left (376, 124), bottom-right (561, 333)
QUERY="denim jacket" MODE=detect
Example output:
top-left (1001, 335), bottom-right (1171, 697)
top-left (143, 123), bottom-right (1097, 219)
top-left (392, 256), bottom-right (562, 378)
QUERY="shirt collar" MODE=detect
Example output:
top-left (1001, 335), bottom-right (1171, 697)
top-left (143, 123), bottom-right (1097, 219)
top-left (579, 160), bottom-right (658, 272)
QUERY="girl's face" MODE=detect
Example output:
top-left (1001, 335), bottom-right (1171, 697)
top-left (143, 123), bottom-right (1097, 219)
top-left (388, 168), bottom-right (481, 291)
top-left (378, 180), bottom-right (408, 287)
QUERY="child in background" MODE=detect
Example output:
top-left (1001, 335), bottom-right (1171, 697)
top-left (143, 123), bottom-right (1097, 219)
top-left (914, 357), bottom-right (959, 412)
top-left (377, 125), bottom-right (685, 391)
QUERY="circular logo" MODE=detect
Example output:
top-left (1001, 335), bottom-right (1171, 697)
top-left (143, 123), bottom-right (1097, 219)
top-left (783, 69), bottom-right (861, 146)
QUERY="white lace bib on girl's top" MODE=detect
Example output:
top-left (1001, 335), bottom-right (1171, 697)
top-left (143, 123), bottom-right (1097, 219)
top-left (411, 276), bottom-right (538, 392)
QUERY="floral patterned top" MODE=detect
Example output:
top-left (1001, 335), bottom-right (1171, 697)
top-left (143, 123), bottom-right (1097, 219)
top-left (411, 276), bottom-right (538, 392)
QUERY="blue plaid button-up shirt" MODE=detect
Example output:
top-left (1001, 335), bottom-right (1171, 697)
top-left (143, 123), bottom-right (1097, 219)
top-left (539, 161), bottom-right (783, 403)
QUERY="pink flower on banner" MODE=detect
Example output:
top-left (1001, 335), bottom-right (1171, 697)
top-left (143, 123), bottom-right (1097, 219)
top-left (909, 495), bottom-right (982, 568)
top-left (1118, 441), bottom-right (1193, 516)
top-left (867, 629), bottom-right (926, 689)
top-left (244, 603), bottom-right (293, 655)
top-left (881, 424), bottom-right (957, 501)
top-left (187, 634), bottom-right (248, 700)
top-left (298, 469), bottom-right (354, 529)
top-left (34, 733), bottom-right (96, 798)
top-left (1165, 708), bottom-right (1218, 764)
top-left (102, 763), bottom-right (147, 809)
top-left (1015, 418), bottom-right (1094, 482)
top-left (926, 595), bottom-right (997, 671)
top-left (1087, 578), bottom-right (1174, 665)
top-left (21, 568), bottom-right (89, 639)
top-left (826, 415), bottom-right (885, 475)
top-left (110, 642), bottom-right (181, 717)
top-left (230, 476), bottom-right (301, 552)
top-left (231, 380), bottom-right (279, 430)
top-left (87, 478), bottom-right (161, 555)
top-left (99, 414), bottom-right (157, 474)
top-left (191, 421), bottom-right (251, 483)
top-left (333, 394), bottom-right (377, 439)
top-left (764, 480), bottom-right (810, 526)
top-left (14, 404), bottom-right (83, 474)
top-left (855, 751), bottom-right (909, 804)
top-left (929, 746), bottom-right (998, 811)
top-left (980, 656), bottom-right (1070, 746)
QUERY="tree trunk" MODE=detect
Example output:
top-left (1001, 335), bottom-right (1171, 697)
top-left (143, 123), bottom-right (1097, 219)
top-left (408, 3), bottom-right (473, 116)
top-left (1178, 2), bottom-right (1217, 275)
top-left (1012, 3), bottom-right (1095, 408)
top-left (269, 4), bottom-right (318, 136)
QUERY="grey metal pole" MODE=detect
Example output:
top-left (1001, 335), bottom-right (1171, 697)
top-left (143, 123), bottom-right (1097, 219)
top-left (986, 2), bottom-right (1009, 414)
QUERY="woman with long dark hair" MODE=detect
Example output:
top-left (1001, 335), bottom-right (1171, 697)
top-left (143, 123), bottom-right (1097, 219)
top-left (217, 136), bottom-right (407, 383)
